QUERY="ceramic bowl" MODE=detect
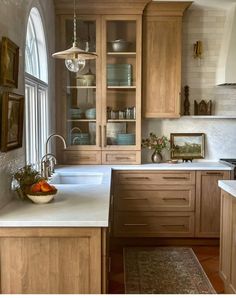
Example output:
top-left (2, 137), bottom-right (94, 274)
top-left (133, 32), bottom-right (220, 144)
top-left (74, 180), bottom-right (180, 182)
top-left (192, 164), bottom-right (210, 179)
top-left (85, 108), bottom-right (96, 119)
top-left (26, 193), bottom-right (56, 204)
top-left (108, 39), bottom-right (131, 52)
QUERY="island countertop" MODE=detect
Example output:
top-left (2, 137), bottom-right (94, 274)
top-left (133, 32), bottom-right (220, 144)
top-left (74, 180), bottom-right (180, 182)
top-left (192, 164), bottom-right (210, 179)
top-left (218, 180), bottom-right (236, 198)
top-left (0, 162), bottom-right (232, 227)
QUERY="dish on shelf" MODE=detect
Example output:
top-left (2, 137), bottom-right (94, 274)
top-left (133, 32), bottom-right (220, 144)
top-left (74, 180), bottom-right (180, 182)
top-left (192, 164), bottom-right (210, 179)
top-left (107, 64), bottom-right (132, 86)
top-left (108, 39), bottom-right (131, 52)
top-left (71, 127), bottom-right (90, 145)
top-left (70, 108), bottom-right (84, 119)
top-left (117, 133), bottom-right (135, 145)
top-left (85, 108), bottom-right (96, 119)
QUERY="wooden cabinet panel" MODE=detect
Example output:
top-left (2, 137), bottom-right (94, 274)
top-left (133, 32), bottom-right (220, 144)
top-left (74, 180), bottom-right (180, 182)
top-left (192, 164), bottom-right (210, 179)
top-left (114, 211), bottom-right (194, 237)
top-left (142, 2), bottom-right (191, 118)
top-left (219, 191), bottom-right (236, 294)
top-left (63, 150), bottom-right (101, 165)
top-left (0, 228), bottom-right (103, 294)
top-left (196, 171), bottom-right (230, 238)
top-left (115, 171), bottom-right (195, 185)
top-left (114, 185), bottom-right (195, 212)
top-left (102, 151), bottom-right (140, 164)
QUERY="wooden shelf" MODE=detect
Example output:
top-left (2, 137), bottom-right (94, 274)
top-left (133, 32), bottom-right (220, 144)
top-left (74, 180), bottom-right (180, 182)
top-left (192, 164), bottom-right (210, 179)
top-left (67, 119), bottom-right (96, 122)
top-left (107, 86), bottom-right (136, 89)
top-left (107, 119), bottom-right (136, 122)
top-left (181, 115), bottom-right (236, 119)
top-left (67, 86), bottom-right (96, 89)
top-left (107, 52), bottom-right (136, 57)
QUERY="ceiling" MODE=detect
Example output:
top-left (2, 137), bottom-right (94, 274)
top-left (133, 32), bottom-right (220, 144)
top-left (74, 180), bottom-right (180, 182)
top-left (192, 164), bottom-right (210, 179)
top-left (153, 0), bottom-right (236, 9)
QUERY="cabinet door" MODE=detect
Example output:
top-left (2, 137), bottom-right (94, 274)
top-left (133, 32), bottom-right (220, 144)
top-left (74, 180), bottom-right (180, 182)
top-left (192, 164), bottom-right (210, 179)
top-left (56, 15), bottom-right (102, 164)
top-left (196, 171), bottom-right (230, 238)
top-left (0, 228), bottom-right (102, 294)
top-left (101, 15), bottom-right (142, 162)
top-left (142, 2), bottom-right (190, 118)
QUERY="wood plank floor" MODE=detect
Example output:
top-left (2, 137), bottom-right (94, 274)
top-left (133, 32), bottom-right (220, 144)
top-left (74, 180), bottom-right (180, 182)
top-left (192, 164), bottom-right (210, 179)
top-left (108, 245), bottom-right (224, 294)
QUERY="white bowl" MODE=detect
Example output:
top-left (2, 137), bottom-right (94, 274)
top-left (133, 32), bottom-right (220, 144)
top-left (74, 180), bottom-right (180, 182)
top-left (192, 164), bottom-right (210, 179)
top-left (27, 194), bottom-right (55, 204)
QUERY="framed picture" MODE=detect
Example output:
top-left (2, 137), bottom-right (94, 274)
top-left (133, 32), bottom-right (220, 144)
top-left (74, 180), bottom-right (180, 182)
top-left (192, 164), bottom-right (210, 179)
top-left (170, 133), bottom-right (205, 160)
top-left (0, 37), bottom-right (19, 88)
top-left (0, 92), bottom-right (24, 152)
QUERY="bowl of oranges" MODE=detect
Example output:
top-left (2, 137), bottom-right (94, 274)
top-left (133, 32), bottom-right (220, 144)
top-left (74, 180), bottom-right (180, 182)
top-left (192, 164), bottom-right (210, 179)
top-left (26, 180), bottom-right (57, 204)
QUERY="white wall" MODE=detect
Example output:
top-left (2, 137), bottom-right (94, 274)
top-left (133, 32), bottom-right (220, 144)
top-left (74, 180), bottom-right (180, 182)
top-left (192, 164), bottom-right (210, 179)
top-left (142, 2), bottom-right (236, 163)
top-left (0, 0), bottom-right (55, 208)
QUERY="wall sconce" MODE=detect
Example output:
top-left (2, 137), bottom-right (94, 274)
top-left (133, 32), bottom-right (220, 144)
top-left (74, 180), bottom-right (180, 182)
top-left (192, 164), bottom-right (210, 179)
top-left (193, 40), bottom-right (202, 59)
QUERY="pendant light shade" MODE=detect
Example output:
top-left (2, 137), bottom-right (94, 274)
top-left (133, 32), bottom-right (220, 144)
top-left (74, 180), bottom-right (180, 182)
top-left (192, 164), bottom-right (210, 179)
top-left (52, 0), bottom-right (97, 73)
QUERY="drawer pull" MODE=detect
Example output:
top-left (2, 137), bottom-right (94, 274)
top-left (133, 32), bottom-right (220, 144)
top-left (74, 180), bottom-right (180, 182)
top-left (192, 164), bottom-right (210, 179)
top-left (163, 198), bottom-right (187, 201)
top-left (125, 177), bottom-right (150, 180)
top-left (115, 157), bottom-right (130, 160)
top-left (123, 223), bottom-right (148, 226)
top-left (80, 156), bottom-right (91, 161)
top-left (206, 172), bottom-right (222, 175)
top-left (163, 177), bottom-right (188, 180)
top-left (122, 197), bottom-right (148, 201)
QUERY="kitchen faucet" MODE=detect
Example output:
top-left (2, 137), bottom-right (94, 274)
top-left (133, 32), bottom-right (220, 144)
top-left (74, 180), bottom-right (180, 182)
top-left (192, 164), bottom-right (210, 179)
top-left (40, 134), bottom-right (67, 179)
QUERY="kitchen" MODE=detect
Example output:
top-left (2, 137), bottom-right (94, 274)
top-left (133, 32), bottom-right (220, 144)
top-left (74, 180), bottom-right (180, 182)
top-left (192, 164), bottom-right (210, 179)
top-left (0, 0), bottom-right (236, 294)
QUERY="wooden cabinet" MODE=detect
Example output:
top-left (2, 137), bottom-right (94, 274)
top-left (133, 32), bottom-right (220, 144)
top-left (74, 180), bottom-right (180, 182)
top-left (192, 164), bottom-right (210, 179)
top-left (142, 2), bottom-right (191, 118)
top-left (113, 170), bottom-right (196, 237)
top-left (220, 190), bottom-right (236, 294)
top-left (0, 228), bottom-right (107, 294)
top-left (54, 1), bottom-right (149, 164)
top-left (195, 171), bottom-right (230, 238)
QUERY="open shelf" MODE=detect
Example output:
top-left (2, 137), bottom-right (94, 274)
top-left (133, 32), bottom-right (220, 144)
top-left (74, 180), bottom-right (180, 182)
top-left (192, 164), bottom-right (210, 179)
top-left (181, 115), bottom-right (236, 119)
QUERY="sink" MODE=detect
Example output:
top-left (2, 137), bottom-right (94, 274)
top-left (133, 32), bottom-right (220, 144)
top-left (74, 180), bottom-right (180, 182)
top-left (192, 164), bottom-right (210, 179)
top-left (50, 172), bottom-right (103, 185)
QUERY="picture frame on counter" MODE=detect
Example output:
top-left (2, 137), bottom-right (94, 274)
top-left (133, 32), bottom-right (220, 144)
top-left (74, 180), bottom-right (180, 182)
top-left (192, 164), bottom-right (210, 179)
top-left (0, 92), bottom-right (24, 152)
top-left (0, 37), bottom-right (19, 88)
top-left (170, 133), bottom-right (205, 161)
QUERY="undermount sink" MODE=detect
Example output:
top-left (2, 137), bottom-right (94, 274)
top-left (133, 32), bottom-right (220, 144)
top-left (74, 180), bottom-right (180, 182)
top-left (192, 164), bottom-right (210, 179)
top-left (50, 172), bottom-right (103, 185)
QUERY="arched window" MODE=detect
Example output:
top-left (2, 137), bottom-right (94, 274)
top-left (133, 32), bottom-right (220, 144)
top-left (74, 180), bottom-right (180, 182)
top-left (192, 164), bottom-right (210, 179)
top-left (25, 7), bottom-right (49, 166)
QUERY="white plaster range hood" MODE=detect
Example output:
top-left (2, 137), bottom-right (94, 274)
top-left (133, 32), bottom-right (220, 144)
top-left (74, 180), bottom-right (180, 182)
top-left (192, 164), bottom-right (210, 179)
top-left (216, 3), bottom-right (236, 85)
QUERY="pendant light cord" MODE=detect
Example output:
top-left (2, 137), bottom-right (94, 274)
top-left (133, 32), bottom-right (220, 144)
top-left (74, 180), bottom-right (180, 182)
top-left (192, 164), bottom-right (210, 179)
top-left (73, 0), bottom-right (77, 45)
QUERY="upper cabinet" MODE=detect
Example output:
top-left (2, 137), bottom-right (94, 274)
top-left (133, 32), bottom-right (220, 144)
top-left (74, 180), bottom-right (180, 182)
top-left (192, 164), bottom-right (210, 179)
top-left (54, 0), bottom-right (149, 164)
top-left (142, 2), bottom-right (192, 118)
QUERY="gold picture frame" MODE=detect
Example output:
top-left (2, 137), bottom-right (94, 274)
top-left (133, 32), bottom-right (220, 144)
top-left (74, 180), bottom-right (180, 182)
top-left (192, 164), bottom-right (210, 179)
top-left (0, 37), bottom-right (19, 88)
top-left (170, 133), bottom-right (205, 161)
top-left (0, 92), bottom-right (24, 152)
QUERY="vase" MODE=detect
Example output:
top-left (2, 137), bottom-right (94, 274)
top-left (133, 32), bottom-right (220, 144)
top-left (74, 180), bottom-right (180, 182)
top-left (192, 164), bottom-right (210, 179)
top-left (151, 150), bottom-right (162, 163)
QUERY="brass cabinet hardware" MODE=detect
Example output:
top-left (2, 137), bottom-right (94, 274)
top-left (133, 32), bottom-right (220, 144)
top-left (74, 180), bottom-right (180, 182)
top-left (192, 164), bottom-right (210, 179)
top-left (123, 223), bottom-right (148, 226)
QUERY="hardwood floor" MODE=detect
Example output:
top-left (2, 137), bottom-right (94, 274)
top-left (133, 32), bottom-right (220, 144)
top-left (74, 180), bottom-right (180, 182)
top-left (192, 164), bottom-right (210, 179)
top-left (108, 244), bottom-right (224, 294)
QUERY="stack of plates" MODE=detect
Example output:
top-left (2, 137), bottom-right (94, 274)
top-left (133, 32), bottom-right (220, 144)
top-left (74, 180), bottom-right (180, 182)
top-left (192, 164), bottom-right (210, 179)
top-left (70, 108), bottom-right (84, 119)
top-left (85, 108), bottom-right (96, 119)
top-left (71, 133), bottom-right (90, 145)
top-left (107, 64), bottom-right (132, 86)
top-left (117, 133), bottom-right (135, 145)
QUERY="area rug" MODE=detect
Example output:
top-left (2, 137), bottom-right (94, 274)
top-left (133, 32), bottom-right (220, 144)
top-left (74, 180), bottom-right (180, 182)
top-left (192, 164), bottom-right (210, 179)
top-left (124, 247), bottom-right (216, 294)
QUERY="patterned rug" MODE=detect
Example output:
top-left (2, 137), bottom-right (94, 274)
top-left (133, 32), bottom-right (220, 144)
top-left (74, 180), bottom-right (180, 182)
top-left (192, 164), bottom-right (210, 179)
top-left (124, 247), bottom-right (216, 294)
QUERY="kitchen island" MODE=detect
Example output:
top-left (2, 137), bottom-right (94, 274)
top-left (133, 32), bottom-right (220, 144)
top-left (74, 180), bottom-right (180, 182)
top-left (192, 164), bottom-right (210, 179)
top-left (0, 162), bottom-right (232, 294)
top-left (218, 180), bottom-right (236, 294)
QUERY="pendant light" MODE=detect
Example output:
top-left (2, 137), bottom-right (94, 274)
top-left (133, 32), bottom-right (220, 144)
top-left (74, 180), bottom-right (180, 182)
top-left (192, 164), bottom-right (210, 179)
top-left (52, 0), bottom-right (97, 73)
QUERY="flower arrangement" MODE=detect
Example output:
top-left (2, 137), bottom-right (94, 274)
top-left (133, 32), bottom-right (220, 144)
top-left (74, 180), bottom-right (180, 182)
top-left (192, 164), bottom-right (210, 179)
top-left (142, 133), bottom-right (170, 154)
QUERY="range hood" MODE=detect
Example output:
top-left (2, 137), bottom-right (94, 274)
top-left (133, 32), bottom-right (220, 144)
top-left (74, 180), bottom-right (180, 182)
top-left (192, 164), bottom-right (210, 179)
top-left (216, 3), bottom-right (236, 86)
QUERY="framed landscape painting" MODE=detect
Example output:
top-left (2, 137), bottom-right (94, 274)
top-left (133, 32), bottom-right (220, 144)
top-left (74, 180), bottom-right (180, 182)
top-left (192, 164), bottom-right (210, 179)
top-left (0, 37), bottom-right (19, 88)
top-left (0, 92), bottom-right (24, 152)
top-left (170, 133), bottom-right (205, 160)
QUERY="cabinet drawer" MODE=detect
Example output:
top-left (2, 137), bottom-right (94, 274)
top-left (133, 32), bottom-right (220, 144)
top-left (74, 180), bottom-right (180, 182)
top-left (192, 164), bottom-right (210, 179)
top-left (102, 151), bottom-right (141, 165)
top-left (113, 212), bottom-right (194, 237)
top-left (115, 171), bottom-right (195, 185)
top-left (63, 150), bottom-right (101, 165)
top-left (114, 185), bottom-right (195, 212)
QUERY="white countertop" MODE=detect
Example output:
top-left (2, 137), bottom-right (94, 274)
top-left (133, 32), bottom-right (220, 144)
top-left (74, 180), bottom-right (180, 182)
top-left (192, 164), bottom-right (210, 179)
top-left (218, 180), bottom-right (236, 198)
top-left (0, 162), bottom-right (232, 228)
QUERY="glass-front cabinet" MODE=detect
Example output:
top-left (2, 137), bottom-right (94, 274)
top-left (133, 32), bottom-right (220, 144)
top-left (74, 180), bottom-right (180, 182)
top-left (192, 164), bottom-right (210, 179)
top-left (56, 12), bottom-right (142, 164)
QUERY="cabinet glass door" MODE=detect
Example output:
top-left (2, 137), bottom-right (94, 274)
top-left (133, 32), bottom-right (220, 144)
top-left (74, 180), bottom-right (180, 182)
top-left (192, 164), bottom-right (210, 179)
top-left (65, 18), bottom-right (100, 148)
top-left (104, 18), bottom-right (139, 149)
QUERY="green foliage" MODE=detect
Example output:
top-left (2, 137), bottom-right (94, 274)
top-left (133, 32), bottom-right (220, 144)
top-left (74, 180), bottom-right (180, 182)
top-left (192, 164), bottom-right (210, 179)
top-left (142, 133), bottom-right (170, 153)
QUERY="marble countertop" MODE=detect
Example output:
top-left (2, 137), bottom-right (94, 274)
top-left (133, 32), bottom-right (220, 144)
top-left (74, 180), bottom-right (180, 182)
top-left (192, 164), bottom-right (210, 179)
top-left (218, 180), bottom-right (236, 198)
top-left (0, 162), bottom-right (232, 228)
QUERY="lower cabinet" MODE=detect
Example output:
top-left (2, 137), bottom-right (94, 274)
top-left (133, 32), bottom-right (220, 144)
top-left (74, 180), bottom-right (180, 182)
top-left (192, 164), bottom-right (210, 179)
top-left (220, 191), bottom-right (236, 294)
top-left (0, 228), bottom-right (107, 294)
top-left (113, 170), bottom-right (231, 238)
top-left (195, 171), bottom-right (230, 237)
